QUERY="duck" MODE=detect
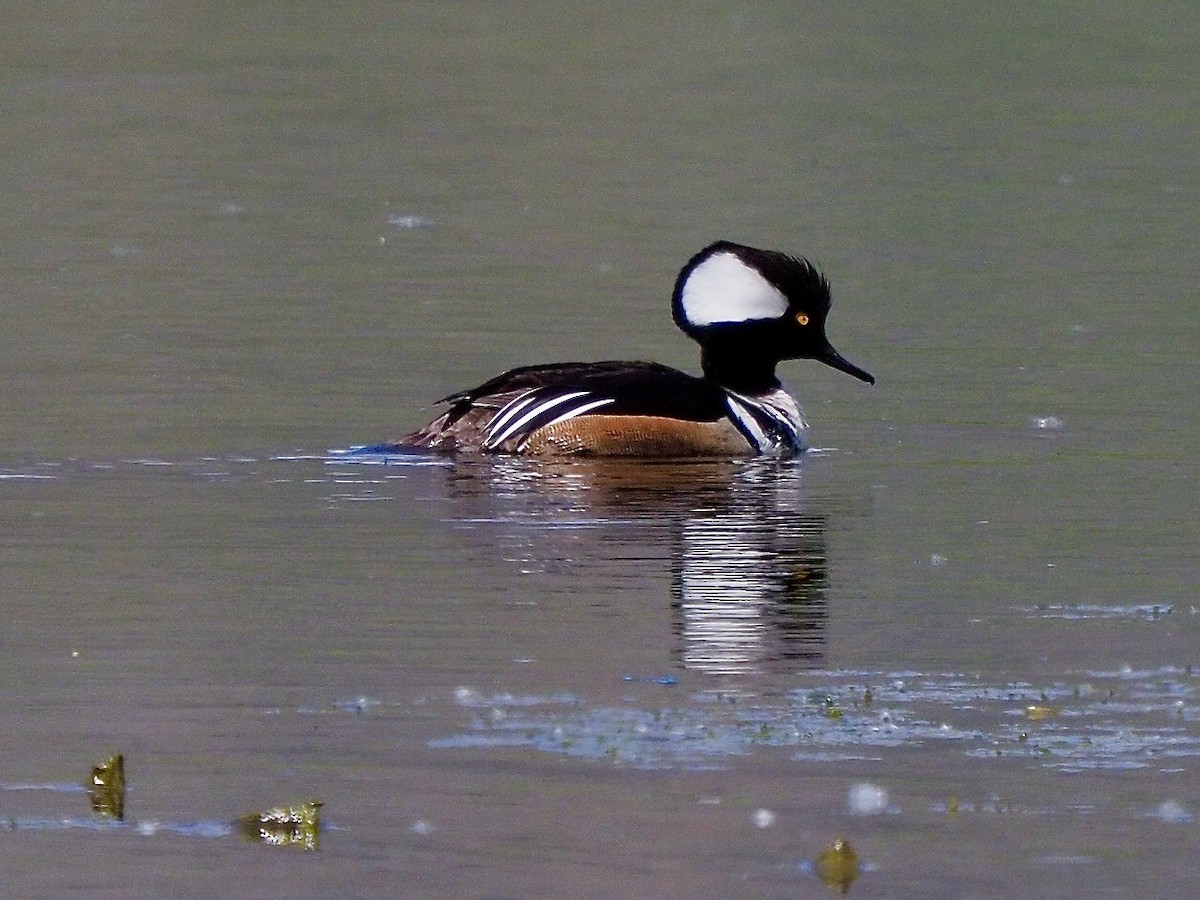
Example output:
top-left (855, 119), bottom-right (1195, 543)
top-left (373, 241), bottom-right (874, 457)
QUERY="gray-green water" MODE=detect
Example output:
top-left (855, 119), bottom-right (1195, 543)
top-left (2, 3), bottom-right (1197, 897)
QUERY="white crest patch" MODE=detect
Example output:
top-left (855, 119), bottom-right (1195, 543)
top-left (680, 251), bottom-right (789, 327)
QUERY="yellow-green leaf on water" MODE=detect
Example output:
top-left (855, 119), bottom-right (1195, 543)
top-left (816, 837), bottom-right (860, 893)
top-left (1025, 704), bottom-right (1059, 721)
top-left (237, 800), bottom-right (323, 851)
top-left (87, 754), bottom-right (125, 821)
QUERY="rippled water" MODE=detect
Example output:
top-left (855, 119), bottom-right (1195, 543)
top-left (2, 3), bottom-right (1198, 898)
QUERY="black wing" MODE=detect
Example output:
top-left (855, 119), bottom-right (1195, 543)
top-left (438, 361), bottom-right (730, 451)
top-left (442, 361), bottom-right (725, 417)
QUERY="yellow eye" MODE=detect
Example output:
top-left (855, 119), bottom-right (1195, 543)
top-left (796, 313), bottom-right (810, 326)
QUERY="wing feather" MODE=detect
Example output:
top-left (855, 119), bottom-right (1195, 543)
top-left (402, 361), bottom-right (733, 452)
top-left (483, 391), bottom-right (602, 449)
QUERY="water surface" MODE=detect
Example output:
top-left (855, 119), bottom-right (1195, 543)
top-left (1, 2), bottom-right (1197, 897)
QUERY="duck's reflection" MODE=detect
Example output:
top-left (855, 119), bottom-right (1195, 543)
top-left (439, 457), bottom-right (830, 676)
top-left (673, 507), bottom-right (826, 675)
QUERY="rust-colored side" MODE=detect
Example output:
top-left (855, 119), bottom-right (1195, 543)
top-left (394, 405), bottom-right (754, 458)
top-left (519, 415), bottom-right (753, 457)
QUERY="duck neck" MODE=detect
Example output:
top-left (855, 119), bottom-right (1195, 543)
top-left (699, 330), bottom-right (782, 395)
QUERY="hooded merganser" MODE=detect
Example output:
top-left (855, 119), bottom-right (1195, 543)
top-left (380, 241), bottom-right (874, 457)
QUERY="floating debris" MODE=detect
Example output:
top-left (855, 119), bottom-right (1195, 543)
top-left (9, 756), bottom-right (324, 847)
top-left (1025, 704), bottom-right (1060, 721)
top-left (237, 801), bottom-right (323, 851)
top-left (815, 837), bottom-right (860, 893)
top-left (432, 668), bottom-right (1200, 772)
top-left (88, 754), bottom-right (125, 821)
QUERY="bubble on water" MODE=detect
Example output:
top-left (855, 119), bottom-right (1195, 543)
top-left (848, 782), bottom-right (889, 815)
top-left (454, 687), bottom-right (480, 705)
top-left (387, 214), bottom-right (433, 228)
top-left (752, 808), bottom-right (777, 828)
top-left (335, 696), bottom-right (380, 714)
top-left (410, 819), bottom-right (434, 835)
top-left (1030, 416), bottom-right (1064, 431)
top-left (1153, 800), bottom-right (1191, 823)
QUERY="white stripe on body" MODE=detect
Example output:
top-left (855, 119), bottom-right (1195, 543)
top-left (483, 391), bottom-right (596, 450)
top-left (723, 388), bottom-right (808, 456)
